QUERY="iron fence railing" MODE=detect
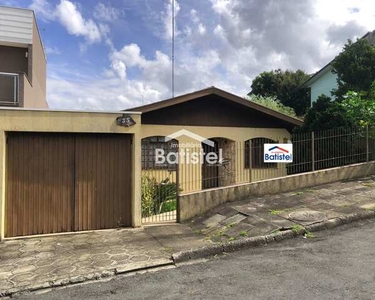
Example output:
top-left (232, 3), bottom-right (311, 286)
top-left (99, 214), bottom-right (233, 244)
top-left (177, 127), bottom-right (375, 193)
top-left (0, 72), bottom-right (19, 105)
top-left (141, 127), bottom-right (375, 223)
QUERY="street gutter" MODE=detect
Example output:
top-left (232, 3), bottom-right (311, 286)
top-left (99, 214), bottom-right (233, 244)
top-left (172, 210), bottom-right (375, 263)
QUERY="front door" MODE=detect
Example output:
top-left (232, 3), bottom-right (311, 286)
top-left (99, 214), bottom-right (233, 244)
top-left (202, 140), bottom-right (219, 189)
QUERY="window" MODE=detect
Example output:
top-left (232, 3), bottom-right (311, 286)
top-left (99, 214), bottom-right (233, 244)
top-left (141, 137), bottom-right (178, 170)
top-left (245, 138), bottom-right (277, 169)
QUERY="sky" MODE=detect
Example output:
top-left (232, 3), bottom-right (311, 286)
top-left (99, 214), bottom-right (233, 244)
top-left (1, 0), bottom-right (375, 110)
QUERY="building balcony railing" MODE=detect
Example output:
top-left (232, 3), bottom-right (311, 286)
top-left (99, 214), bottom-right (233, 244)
top-left (0, 72), bottom-right (19, 106)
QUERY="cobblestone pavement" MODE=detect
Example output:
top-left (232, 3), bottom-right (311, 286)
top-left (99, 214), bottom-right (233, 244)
top-left (188, 176), bottom-right (375, 242)
top-left (0, 228), bottom-right (173, 296)
top-left (2, 176), bottom-right (375, 296)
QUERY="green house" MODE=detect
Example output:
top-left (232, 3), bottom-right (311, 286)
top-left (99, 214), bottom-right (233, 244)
top-left (301, 30), bottom-right (375, 106)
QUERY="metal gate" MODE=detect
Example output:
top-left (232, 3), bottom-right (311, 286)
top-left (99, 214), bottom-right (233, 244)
top-left (5, 132), bottom-right (132, 237)
top-left (141, 137), bottom-right (179, 224)
top-left (202, 140), bottom-right (220, 189)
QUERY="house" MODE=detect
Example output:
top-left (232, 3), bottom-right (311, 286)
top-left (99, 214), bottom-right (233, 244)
top-left (0, 6), bottom-right (47, 108)
top-left (0, 85), bottom-right (302, 238)
top-left (128, 87), bottom-right (302, 208)
top-left (301, 30), bottom-right (375, 105)
top-left (0, 108), bottom-right (141, 239)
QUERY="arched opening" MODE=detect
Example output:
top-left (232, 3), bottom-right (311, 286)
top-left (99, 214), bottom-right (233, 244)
top-left (141, 136), bottom-right (178, 170)
top-left (202, 137), bottom-right (236, 189)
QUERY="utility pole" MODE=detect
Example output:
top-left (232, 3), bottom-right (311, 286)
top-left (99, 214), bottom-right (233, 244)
top-left (171, 0), bottom-right (175, 99)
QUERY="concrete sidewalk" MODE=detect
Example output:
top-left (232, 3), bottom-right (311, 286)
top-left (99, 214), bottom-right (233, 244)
top-left (0, 225), bottom-right (210, 296)
top-left (1, 176), bottom-right (375, 296)
top-left (187, 176), bottom-right (375, 243)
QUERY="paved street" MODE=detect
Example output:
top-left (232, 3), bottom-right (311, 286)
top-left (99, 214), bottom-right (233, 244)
top-left (17, 219), bottom-right (375, 300)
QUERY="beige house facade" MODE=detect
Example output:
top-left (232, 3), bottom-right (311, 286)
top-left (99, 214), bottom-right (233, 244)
top-left (129, 87), bottom-right (303, 194)
top-left (0, 108), bottom-right (141, 239)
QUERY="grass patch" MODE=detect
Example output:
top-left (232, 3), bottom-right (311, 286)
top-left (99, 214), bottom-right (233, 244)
top-left (291, 224), bottom-right (305, 234)
top-left (210, 229), bottom-right (229, 240)
top-left (270, 230), bottom-right (281, 236)
top-left (270, 205), bottom-right (307, 216)
top-left (228, 237), bottom-right (236, 241)
top-left (270, 209), bottom-right (284, 215)
top-left (239, 231), bottom-right (248, 237)
top-left (194, 229), bottom-right (203, 234)
top-left (293, 189), bottom-right (314, 196)
top-left (226, 223), bottom-right (235, 229)
top-left (304, 230), bottom-right (316, 238)
top-left (293, 191), bottom-right (304, 196)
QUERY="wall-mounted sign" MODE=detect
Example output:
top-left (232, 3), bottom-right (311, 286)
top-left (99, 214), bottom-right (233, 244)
top-left (264, 144), bottom-right (293, 163)
top-left (116, 114), bottom-right (136, 127)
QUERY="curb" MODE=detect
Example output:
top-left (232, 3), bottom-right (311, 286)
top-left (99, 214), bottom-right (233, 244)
top-left (172, 210), bottom-right (375, 263)
top-left (0, 259), bottom-right (174, 298)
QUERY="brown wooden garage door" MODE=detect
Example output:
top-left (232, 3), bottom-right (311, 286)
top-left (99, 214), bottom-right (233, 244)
top-left (5, 132), bottom-right (132, 237)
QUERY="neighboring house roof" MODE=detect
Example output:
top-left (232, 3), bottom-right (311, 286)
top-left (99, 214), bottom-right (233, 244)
top-left (301, 30), bottom-right (375, 89)
top-left (300, 63), bottom-right (334, 88)
top-left (126, 86), bottom-right (303, 127)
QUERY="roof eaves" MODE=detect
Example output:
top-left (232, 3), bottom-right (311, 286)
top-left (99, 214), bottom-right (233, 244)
top-left (300, 63), bottom-right (334, 88)
top-left (211, 87), bottom-right (303, 126)
top-left (126, 86), bottom-right (303, 127)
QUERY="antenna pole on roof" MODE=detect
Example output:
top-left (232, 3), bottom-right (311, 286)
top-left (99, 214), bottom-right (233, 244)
top-left (171, 0), bottom-right (175, 99)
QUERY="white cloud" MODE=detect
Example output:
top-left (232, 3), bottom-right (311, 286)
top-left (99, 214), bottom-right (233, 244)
top-left (29, 0), bottom-right (55, 21)
top-left (110, 44), bottom-right (171, 93)
top-left (45, 46), bottom-right (61, 55)
top-left (197, 23), bottom-right (206, 35)
top-left (163, 0), bottom-right (181, 39)
top-left (191, 9), bottom-right (199, 24)
top-left (44, 0), bottom-right (375, 111)
top-left (55, 0), bottom-right (101, 43)
top-left (207, 0), bottom-right (372, 76)
top-left (213, 24), bottom-right (225, 38)
top-left (111, 60), bottom-right (126, 80)
top-left (47, 69), bottom-right (162, 110)
top-left (29, 0), bottom-right (106, 46)
top-left (93, 2), bottom-right (121, 22)
top-left (111, 43), bottom-right (147, 67)
top-left (314, 0), bottom-right (375, 28)
top-left (47, 39), bottom-right (229, 110)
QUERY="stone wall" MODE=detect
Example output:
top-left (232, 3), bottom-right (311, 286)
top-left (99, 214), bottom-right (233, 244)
top-left (179, 161), bottom-right (375, 221)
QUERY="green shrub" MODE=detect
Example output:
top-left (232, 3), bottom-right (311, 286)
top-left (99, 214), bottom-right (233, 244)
top-left (141, 175), bottom-right (178, 217)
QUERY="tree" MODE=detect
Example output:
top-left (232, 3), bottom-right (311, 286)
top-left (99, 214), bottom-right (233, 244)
top-left (245, 94), bottom-right (298, 118)
top-left (299, 85), bottom-right (375, 132)
top-left (332, 38), bottom-right (375, 100)
top-left (339, 83), bottom-right (375, 127)
top-left (249, 69), bottom-right (310, 116)
top-left (298, 95), bottom-right (354, 132)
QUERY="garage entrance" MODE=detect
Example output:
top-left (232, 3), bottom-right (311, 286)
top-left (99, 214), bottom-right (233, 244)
top-left (5, 132), bottom-right (132, 237)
